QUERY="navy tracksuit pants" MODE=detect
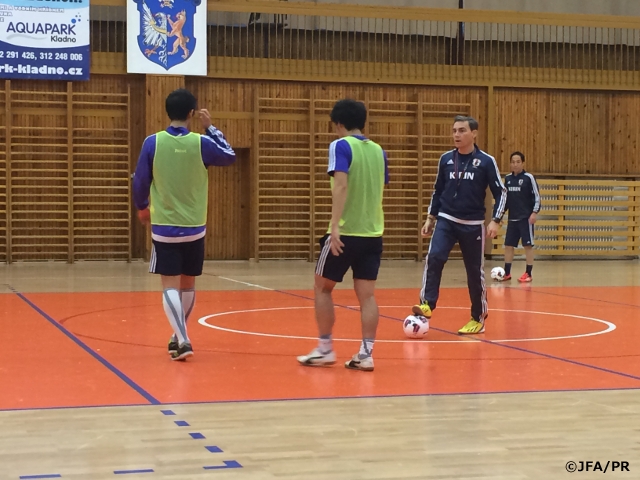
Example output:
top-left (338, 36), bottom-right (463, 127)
top-left (420, 217), bottom-right (488, 322)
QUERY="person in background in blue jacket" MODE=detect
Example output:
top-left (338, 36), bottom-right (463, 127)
top-left (133, 88), bottom-right (235, 360)
top-left (499, 151), bottom-right (541, 283)
top-left (412, 115), bottom-right (507, 335)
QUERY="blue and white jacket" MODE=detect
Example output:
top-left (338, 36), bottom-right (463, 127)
top-left (504, 170), bottom-right (541, 221)
top-left (428, 145), bottom-right (507, 224)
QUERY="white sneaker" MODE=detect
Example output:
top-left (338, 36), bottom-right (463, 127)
top-left (344, 354), bottom-right (374, 372)
top-left (297, 348), bottom-right (336, 367)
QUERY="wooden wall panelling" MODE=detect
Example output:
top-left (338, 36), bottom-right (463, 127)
top-left (0, 82), bottom-right (7, 263)
top-left (145, 75), bottom-right (185, 135)
top-left (494, 88), bottom-right (640, 176)
top-left (205, 148), bottom-right (251, 260)
top-left (71, 78), bottom-right (131, 261)
top-left (257, 96), bottom-right (311, 259)
top-left (416, 94), bottom-right (424, 258)
top-left (254, 82), bottom-right (311, 259)
top-left (308, 88), bottom-right (316, 262)
top-left (185, 78), bottom-right (254, 149)
top-left (9, 80), bottom-right (69, 261)
top-left (368, 99), bottom-right (419, 259)
top-left (252, 90), bottom-right (259, 259)
top-left (67, 83), bottom-right (74, 263)
top-left (312, 98), bottom-right (334, 260)
top-left (128, 75), bottom-right (147, 260)
top-left (0, 74), bottom-right (139, 263)
top-left (5, 75), bottom-right (640, 263)
top-left (608, 93), bottom-right (640, 175)
top-left (184, 78), bottom-right (253, 260)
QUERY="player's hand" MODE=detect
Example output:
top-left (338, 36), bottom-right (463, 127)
top-left (486, 220), bottom-right (500, 239)
top-left (199, 109), bottom-right (212, 130)
top-left (529, 212), bottom-right (537, 225)
top-left (329, 225), bottom-right (344, 256)
top-left (138, 208), bottom-right (150, 225)
top-left (421, 216), bottom-right (435, 237)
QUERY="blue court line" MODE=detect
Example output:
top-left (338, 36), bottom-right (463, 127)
top-left (205, 446), bottom-right (223, 453)
top-left (11, 287), bottom-right (161, 406)
top-left (174, 420), bottom-right (190, 427)
top-left (113, 469), bottom-right (154, 475)
top-left (203, 272), bottom-right (640, 384)
top-left (504, 284), bottom-right (640, 310)
top-left (19, 475), bottom-right (62, 479)
top-left (1, 385), bottom-right (640, 414)
top-left (190, 432), bottom-right (206, 439)
top-left (203, 461), bottom-right (242, 470)
top-left (160, 410), bottom-right (175, 416)
top-left (367, 302), bottom-right (640, 382)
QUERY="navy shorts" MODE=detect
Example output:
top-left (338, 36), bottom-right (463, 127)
top-left (315, 234), bottom-right (383, 282)
top-left (505, 220), bottom-right (535, 247)
top-left (150, 237), bottom-right (205, 276)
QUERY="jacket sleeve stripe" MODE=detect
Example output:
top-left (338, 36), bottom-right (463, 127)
top-left (525, 173), bottom-right (541, 213)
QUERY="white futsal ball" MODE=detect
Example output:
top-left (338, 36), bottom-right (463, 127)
top-left (403, 315), bottom-right (429, 339)
top-left (491, 266), bottom-right (506, 280)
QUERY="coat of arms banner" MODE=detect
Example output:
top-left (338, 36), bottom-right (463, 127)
top-left (127, 0), bottom-right (206, 75)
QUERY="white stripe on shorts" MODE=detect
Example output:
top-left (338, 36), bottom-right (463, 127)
top-left (529, 222), bottom-right (535, 247)
top-left (149, 245), bottom-right (157, 273)
top-left (315, 237), bottom-right (332, 277)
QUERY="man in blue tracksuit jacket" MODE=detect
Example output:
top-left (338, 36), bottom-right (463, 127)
top-left (412, 115), bottom-right (507, 335)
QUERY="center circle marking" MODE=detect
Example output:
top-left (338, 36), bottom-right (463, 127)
top-left (198, 306), bottom-right (616, 344)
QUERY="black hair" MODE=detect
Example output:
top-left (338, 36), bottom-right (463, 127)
top-left (453, 115), bottom-right (479, 131)
top-left (330, 99), bottom-right (367, 131)
top-left (165, 88), bottom-right (198, 121)
top-left (510, 151), bottom-right (526, 162)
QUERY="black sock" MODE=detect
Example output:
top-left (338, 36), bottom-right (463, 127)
top-left (504, 263), bottom-right (512, 275)
top-left (526, 264), bottom-right (533, 275)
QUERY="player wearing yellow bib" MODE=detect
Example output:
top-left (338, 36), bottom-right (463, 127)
top-left (298, 99), bottom-right (389, 372)
top-left (133, 89), bottom-right (236, 361)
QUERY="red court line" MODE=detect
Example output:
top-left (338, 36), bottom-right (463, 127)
top-left (12, 287), bottom-right (639, 408)
top-left (2, 294), bottom-right (147, 410)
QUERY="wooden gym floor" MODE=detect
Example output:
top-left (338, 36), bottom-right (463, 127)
top-left (2, 258), bottom-right (640, 479)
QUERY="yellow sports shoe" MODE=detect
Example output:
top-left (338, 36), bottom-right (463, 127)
top-left (458, 318), bottom-right (485, 335)
top-left (412, 303), bottom-right (432, 318)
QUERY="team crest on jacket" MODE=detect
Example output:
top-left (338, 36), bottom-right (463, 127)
top-left (134, 0), bottom-right (200, 70)
top-left (472, 158), bottom-right (481, 167)
top-left (519, 179), bottom-right (524, 185)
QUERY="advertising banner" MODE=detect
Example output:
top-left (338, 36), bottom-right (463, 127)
top-left (0, 0), bottom-right (90, 81)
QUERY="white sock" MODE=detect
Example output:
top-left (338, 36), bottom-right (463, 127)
top-left (172, 289), bottom-right (196, 343)
top-left (318, 334), bottom-right (333, 354)
top-left (182, 288), bottom-right (196, 322)
top-left (163, 288), bottom-right (189, 345)
top-left (358, 339), bottom-right (374, 359)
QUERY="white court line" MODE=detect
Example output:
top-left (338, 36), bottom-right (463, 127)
top-left (215, 275), bottom-right (274, 291)
top-left (198, 306), bottom-right (616, 344)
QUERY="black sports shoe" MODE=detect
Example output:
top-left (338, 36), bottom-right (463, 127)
top-left (168, 338), bottom-right (179, 354)
top-left (171, 343), bottom-right (194, 361)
